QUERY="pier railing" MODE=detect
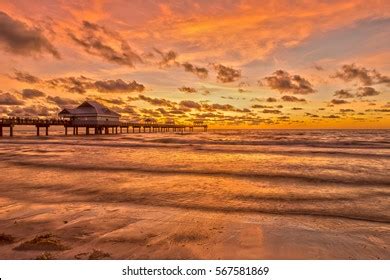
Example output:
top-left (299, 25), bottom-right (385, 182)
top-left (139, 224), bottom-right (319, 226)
top-left (0, 118), bottom-right (70, 125)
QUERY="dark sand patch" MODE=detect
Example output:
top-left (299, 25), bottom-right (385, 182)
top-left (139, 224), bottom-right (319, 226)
top-left (13, 234), bottom-right (68, 251)
top-left (107, 236), bottom-right (148, 244)
top-left (0, 233), bottom-right (16, 245)
top-left (171, 232), bottom-right (207, 243)
top-left (74, 249), bottom-right (111, 260)
top-left (102, 232), bottom-right (158, 245)
top-left (88, 249), bottom-right (111, 260)
top-left (74, 252), bottom-right (89, 260)
top-left (35, 252), bottom-right (56, 260)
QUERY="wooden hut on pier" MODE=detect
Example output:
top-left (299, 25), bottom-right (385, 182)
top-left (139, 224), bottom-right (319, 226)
top-left (58, 101), bottom-right (120, 126)
top-left (144, 118), bottom-right (157, 125)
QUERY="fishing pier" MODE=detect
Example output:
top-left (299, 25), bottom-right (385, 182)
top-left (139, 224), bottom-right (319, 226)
top-left (0, 100), bottom-right (207, 137)
top-left (0, 117), bottom-right (207, 137)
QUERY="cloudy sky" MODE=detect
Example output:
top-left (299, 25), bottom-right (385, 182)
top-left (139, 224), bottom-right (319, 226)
top-left (0, 0), bottom-right (389, 128)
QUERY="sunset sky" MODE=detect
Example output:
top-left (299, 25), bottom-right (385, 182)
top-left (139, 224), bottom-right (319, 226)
top-left (0, 0), bottom-right (389, 128)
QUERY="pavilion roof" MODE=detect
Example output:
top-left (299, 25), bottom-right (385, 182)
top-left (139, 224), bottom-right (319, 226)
top-left (59, 101), bottom-right (120, 117)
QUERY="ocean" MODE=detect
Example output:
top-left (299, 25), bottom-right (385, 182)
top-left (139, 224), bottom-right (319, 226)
top-left (0, 129), bottom-right (389, 259)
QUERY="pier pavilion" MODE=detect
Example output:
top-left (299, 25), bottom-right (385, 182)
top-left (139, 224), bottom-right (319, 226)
top-left (58, 101), bottom-right (120, 126)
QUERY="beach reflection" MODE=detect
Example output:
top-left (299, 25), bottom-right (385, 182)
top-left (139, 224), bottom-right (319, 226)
top-left (0, 129), bottom-right (389, 259)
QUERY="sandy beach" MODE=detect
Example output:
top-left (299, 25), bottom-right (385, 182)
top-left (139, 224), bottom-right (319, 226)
top-left (0, 129), bottom-right (389, 259)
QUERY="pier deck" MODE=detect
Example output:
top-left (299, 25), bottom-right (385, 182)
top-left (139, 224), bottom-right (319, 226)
top-left (0, 118), bottom-right (207, 137)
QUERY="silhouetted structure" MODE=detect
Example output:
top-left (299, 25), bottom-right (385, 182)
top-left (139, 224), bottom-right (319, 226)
top-left (58, 101), bottom-right (120, 125)
top-left (144, 118), bottom-right (157, 125)
top-left (0, 100), bottom-right (208, 137)
top-left (165, 118), bottom-right (175, 125)
top-left (194, 120), bottom-right (205, 126)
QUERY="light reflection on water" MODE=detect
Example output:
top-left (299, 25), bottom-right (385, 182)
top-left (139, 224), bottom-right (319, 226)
top-left (1, 129), bottom-right (389, 224)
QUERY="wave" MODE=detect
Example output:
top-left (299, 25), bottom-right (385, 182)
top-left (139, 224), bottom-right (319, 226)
top-left (9, 160), bottom-right (390, 187)
top-left (1, 139), bottom-right (389, 159)
top-left (2, 129), bottom-right (390, 150)
top-left (2, 182), bottom-right (389, 225)
top-left (193, 146), bottom-right (390, 159)
top-left (143, 137), bottom-right (390, 149)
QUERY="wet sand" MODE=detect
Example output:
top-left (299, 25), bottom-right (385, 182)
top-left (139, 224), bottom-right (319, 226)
top-left (1, 194), bottom-right (388, 260)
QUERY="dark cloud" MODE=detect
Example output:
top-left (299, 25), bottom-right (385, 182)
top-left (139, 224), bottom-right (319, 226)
top-left (313, 64), bottom-right (324, 71)
top-left (69, 21), bottom-right (142, 67)
top-left (203, 103), bottom-right (236, 112)
top-left (263, 70), bottom-right (315, 94)
top-left (356, 86), bottom-right (380, 97)
top-left (332, 63), bottom-right (390, 86)
top-left (323, 115), bottom-right (340, 119)
top-left (330, 99), bottom-right (349, 105)
top-left (110, 105), bottom-right (139, 115)
top-left (367, 109), bottom-right (390, 113)
top-left (213, 64), bottom-right (241, 83)
top-left (191, 112), bottom-right (223, 119)
top-left (121, 106), bottom-right (138, 115)
top-left (333, 89), bottom-right (354, 99)
top-left (156, 107), bottom-right (168, 115)
top-left (21, 88), bottom-right (45, 99)
top-left (94, 79), bottom-right (145, 93)
top-left (365, 109), bottom-right (390, 113)
top-left (46, 76), bottom-right (145, 94)
top-left (0, 92), bottom-right (24, 105)
top-left (179, 100), bottom-right (202, 110)
top-left (178, 86), bottom-right (197, 93)
top-left (305, 113), bottom-right (319, 118)
top-left (222, 96), bottom-right (239, 100)
top-left (9, 105), bottom-right (53, 117)
top-left (46, 76), bottom-right (92, 94)
top-left (199, 87), bottom-right (211, 95)
top-left (262, 109), bottom-right (282, 114)
top-left (266, 97), bottom-right (277, 102)
top-left (179, 61), bottom-right (209, 79)
top-left (281, 95), bottom-right (307, 102)
top-left (153, 48), bottom-right (178, 67)
top-left (291, 107), bottom-right (303, 110)
top-left (138, 95), bottom-right (176, 107)
top-left (147, 50), bottom-right (208, 79)
top-left (0, 11), bottom-right (60, 58)
top-left (95, 97), bottom-right (126, 105)
top-left (237, 108), bottom-right (251, 113)
top-left (10, 70), bottom-right (41, 83)
top-left (252, 104), bottom-right (273, 109)
top-left (238, 82), bottom-right (250, 87)
top-left (169, 109), bottom-right (187, 115)
top-left (47, 96), bottom-right (78, 107)
top-left (238, 82), bottom-right (250, 93)
top-left (340, 109), bottom-right (355, 113)
top-left (139, 108), bottom-right (161, 118)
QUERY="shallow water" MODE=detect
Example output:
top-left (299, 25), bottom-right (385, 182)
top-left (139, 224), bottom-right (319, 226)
top-left (0, 129), bottom-right (389, 259)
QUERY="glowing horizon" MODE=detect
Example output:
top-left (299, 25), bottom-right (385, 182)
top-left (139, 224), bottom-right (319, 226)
top-left (0, 0), bottom-right (389, 129)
